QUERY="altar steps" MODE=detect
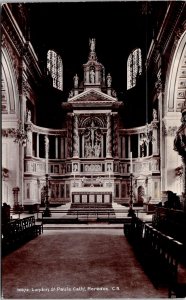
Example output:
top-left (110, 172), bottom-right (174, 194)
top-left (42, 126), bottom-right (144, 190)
top-left (41, 202), bottom-right (135, 224)
top-left (43, 223), bottom-right (124, 230)
top-left (66, 203), bottom-right (116, 220)
top-left (69, 203), bottom-right (113, 209)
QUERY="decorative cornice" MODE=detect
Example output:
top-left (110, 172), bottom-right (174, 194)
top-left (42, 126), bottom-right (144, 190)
top-left (2, 4), bottom-right (25, 57)
top-left (67, 102), bottom-right (118, 109)
top-left (68, 88), bottom-right (117, 103)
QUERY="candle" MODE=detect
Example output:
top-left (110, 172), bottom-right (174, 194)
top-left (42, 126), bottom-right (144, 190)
top-left (130, 151), bottom-right (133, 173)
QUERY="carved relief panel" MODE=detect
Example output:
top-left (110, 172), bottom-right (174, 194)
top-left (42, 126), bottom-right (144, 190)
top-left (78, 114), bottom-right (107, 158)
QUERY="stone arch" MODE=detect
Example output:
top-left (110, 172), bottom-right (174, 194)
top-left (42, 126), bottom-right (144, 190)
top-left (162, 30), bottom-right (186, 194)
top-left (81, 116), bottom-right (105, 128)
top-left (167, 30), bottom-right (186, 112)
top-left (1, 46), bottom-right (19, 115)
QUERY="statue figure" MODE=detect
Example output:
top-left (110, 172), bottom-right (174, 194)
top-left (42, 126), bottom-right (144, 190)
top-left (112, 90), bottom-right (117, 98)
top-left (106, 73), bottom-right (112, 87)
top-left (89, 38), bottom-right (96, 52)
top-left (69, 90), bottom-right (73, 98)
top-left (95, 143), bottom-right (101, 157)
top-left (90, 68), bottom-right (95, 83)
top-left (73, 74), bottom-right (79, 89)
top-left (85, 142), bottom-right (92, 158)
top-left (73, 163), bottom-right (78, 172)
top-left (107, 163), bottom-right (112, 171)
top-left (27, 110), bottom-right (31, 122)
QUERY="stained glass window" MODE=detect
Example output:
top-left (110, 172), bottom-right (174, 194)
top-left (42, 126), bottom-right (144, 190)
top-left (127, 48), bottom-right (142, 90)
top-left (47, 50), bottom-right (63, 91)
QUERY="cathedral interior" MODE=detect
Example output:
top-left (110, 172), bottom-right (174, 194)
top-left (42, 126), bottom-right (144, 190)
top-left (2, 2), bottom-right (186, 299)
top-left (2, 1), bottom-right (186, 210)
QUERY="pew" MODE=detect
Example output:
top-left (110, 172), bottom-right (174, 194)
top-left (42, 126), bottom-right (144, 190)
top-left (2, 216), bottom-right (43, 255)
top-left (124, 218), bottom-right (186, 296)
top-left (168, 240), bottom-right (186, 298)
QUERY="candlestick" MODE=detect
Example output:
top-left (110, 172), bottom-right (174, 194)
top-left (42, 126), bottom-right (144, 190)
top-left (45, 136), bottom-right (49, 174)
top-left (130, 151), bottom-right (133, 174)
top-left (45, 156), bottom-right (48, 174)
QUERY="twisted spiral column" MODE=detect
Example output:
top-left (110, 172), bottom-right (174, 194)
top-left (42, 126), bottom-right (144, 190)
top-left (73, 114), bottom-right (79, 157)
top-left (106, 113), bottom-right (112, 158)
top-left (67, 114), bottom-right (73, 158)
top-left (113, 115), bottom-right (119, 158)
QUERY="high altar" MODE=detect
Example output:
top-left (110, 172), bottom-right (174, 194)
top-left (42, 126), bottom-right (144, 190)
top-left (23, 38), bottom-right (160, 208)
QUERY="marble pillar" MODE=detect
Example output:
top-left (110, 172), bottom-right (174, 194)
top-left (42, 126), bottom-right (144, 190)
top-left (128, 135), bottom-right (131, 158)
top-left (138, 133), bottom-right (140, 158)
top-left (36, 133), bottom-right (39, 157)
top-left (55, 136), bottom-right (58, 159)
top-left (61, 137), bottom-right (64, 159)
top-left (122, 137), bottom-right (125, 158)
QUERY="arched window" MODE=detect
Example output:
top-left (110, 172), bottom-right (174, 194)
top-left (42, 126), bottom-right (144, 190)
top-left (47, 50), bottom-right (63, 91)
top-left (127, 48), bottom-right (142, 90)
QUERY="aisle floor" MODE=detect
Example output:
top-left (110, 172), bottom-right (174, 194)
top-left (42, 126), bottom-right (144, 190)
top-left (2, 229), bottom-right (168, 299)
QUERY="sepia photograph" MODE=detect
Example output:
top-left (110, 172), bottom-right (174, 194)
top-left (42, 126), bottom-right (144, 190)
top-left (1, 1), bottom-right (186, 299)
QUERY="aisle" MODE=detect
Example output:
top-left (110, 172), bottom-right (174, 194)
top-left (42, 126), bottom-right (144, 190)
top-left (2, 229), bottom-right (167, 299)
